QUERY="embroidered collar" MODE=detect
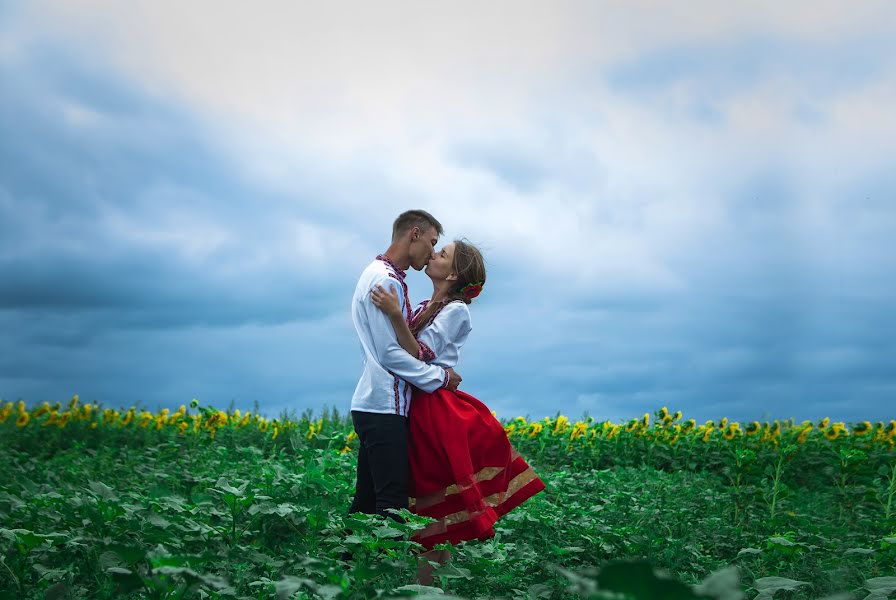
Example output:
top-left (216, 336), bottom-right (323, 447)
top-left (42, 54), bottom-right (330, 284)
top-left (410, 298), bottom-right (462, 332)
top-left (376, 254), bottom-right (406, 281)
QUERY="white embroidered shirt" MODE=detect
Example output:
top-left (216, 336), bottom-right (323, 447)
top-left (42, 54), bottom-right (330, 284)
top-left (412, 300), bottom-right (472, 370)
top-left (350, 257), bottom-right (449, 416)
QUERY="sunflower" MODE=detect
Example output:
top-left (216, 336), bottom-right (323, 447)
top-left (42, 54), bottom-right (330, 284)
top-left (723, 425), bottom-right (738, 441)
top-left (682, 419), bottom-right (697, 433)
top-left (796, 427), bottom-right (811, 444)
top-left (745, 421), bottom-right (760, 436)
top-left (719, 417), bottom-right (729, 429)
top-left (673, 410), bottom-right (682, 421)
top-left (819, 417), bottom-right (830, 429)
top-left (641, 413), bottom-right (649, 428)
top-left (852, 421), bottom-right (872, 436)
top-left (658, 407), bottom-right (669, 420)
top-left (16, 412), bottom-right (30, 427)
top-left (824, 427), bottom-right (840, 441)
top-left (554, 415), bottom-right (570, 434)
top-left (570, 422), bottom-right (588, 441)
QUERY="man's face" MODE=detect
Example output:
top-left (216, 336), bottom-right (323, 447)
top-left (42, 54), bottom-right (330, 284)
top-left (409, 226), bottom-right (439, 271)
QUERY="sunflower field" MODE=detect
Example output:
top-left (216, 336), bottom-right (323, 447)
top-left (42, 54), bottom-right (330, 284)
top-left (1, 396), bottom-right (894, 599)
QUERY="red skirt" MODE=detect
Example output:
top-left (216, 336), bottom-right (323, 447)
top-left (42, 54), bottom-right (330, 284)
top-left (408, 387), bottom-right (546, 549)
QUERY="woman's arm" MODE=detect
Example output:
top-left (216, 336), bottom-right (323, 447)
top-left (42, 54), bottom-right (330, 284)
top-left (371, 284), bottom-right (420, 358)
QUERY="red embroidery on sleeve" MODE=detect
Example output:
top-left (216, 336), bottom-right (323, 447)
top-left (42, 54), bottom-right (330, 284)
top-left (417, 340), bottom-right (436, 363)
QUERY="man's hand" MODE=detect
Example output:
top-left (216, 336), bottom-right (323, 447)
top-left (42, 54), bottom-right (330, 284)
top-left (446, 368), bottom-right (462, 391)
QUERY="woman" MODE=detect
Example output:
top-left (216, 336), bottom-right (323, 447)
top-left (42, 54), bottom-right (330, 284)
top-left (371, 239), bottom-right (545, 584)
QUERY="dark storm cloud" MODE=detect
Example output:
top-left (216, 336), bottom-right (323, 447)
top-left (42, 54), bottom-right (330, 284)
top-left (0, 43), bottom-right (343, 332)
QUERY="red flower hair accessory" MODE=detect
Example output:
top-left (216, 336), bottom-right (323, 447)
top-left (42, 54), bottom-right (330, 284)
top-left (460, 281), bottom-right (484, 300)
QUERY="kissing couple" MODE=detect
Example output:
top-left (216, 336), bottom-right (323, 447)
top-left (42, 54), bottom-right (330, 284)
top-left (347, 209), bottom-right (545, 584)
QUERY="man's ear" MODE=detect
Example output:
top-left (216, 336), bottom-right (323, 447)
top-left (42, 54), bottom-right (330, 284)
top-left (410, 226), bottom-right (420, 241)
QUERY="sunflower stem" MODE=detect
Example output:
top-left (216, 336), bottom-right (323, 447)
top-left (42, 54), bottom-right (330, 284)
top-left (886, 462), bottom-right (896, 521)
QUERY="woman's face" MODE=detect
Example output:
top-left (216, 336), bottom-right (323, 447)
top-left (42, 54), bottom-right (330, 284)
top-left (425, 242), bottom-right (456, 282)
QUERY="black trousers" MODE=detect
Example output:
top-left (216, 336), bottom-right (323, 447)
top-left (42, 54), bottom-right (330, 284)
top-left (348, 410), bottom-right (410, 520)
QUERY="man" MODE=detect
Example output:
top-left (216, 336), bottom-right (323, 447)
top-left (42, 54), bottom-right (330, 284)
top-left (349, 209), bottom-right (462, 520)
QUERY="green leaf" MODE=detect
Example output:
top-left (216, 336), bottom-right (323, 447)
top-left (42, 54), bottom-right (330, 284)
top-left (373, 525), bottom-right (404, 539)
top-left (213, 478), bottom-right (246, 498)
top-left (153, 566), bottom-right (230, 590)
top-left (527, 583), bottom-right (555, 598)
top-left (104, 544), bottom-right (147, 566)
top-left (273, 576), bottom-right (314, 600)
top-left (87, 481), bottom-right (118, 502)
top-left (736, 548), bottom-right (762, 557)
top-left (44, 582), bottom-right (70, 600)
top-left (693, 566), bottom-right (744, 600)
top-left (431, 565), bottom-right (473, 580)
top-left (106, 566), bottom-right (144, 594)
top-left (864, 577), bottom-right (896, 592)
top-left (766, 537), bottom-right (796, 547)
top-left (392, 584), bottom-right (445, 594)
top-left (146, 513), bottom-right (172, 529)
top-left (752, 577), bottom-right (810, 592)
top-left (596, 560), bottom-right (699, 600)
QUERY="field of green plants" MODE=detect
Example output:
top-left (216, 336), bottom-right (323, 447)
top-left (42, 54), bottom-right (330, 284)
top-left (1, 398), bottom-right (894, 599)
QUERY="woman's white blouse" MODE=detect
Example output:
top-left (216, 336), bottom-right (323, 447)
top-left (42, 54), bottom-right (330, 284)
top-left (414, 301), bottom-right (472, 370)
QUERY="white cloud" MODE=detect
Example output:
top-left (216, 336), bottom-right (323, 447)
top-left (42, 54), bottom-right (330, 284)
top-left (4, 1), bottom-right (894, 419)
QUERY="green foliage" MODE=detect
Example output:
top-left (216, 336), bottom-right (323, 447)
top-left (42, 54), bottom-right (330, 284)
top-left (0, 404), bottom-right (893, 598)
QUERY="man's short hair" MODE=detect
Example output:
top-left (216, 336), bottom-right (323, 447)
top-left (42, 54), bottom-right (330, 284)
top-left (392, 210), bottom-right (444, 241)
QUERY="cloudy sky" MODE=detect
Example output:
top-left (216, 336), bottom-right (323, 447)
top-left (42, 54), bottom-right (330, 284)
top-left (1, 1), bottom-right (894, 422)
